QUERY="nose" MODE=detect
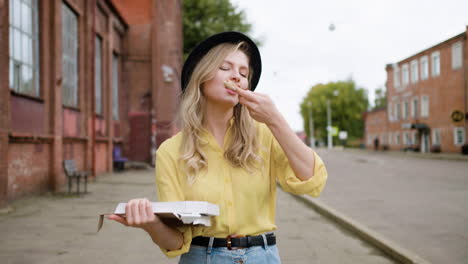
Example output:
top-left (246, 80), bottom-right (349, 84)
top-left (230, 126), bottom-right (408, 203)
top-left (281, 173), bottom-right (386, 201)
top-left (230, 71), bottom-right (241, 83)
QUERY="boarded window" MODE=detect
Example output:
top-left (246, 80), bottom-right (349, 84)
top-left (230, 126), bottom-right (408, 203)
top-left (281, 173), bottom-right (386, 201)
top-left (112, 53), bottom-right (119, 120)
top-left (9, 0), bottom-right (40, 97)
top-left (61, 3), bottom-right (79, 107)
top-left (95, 36), bottom-right (103, 115)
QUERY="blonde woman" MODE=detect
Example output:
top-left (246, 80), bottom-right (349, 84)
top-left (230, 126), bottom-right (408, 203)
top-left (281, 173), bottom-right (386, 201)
top-left (108, 32), bottom-right (328, 263)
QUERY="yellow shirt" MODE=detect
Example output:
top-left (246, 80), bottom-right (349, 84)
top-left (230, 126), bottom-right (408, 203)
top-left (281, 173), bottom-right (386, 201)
top-left (155, 122), bottom-right (328, 258)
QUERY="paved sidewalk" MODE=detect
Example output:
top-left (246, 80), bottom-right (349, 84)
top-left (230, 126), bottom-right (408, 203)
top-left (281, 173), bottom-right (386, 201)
top-left (0, 169), bottom-right (396, 264)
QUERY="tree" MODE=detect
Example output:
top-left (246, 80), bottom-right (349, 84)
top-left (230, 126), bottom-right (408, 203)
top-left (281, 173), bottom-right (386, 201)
top-left (182, 0), bottom-right (257, 58)
top-left (300, 80), bottom-right (369, 143)
top-left (373, 87), bottom-right (387, 110)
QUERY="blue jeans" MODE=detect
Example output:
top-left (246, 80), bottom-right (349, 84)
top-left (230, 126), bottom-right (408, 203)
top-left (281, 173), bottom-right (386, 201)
top-left (179, 236), bottom-right (281, 264)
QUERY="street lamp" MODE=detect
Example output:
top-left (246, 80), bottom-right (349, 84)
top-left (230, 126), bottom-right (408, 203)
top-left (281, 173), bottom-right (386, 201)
top-left (307, 102), bottom-right (315, 147)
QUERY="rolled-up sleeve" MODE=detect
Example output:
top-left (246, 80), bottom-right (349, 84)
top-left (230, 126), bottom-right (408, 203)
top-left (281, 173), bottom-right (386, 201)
top-left (155, 146), bottom-right (192, 258)
top-left (271, 137), bottom-right (328, 197)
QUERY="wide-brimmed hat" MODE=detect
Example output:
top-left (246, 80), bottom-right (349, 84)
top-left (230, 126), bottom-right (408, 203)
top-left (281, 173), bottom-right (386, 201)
top-left (181, 31), bottom-right (262, 93)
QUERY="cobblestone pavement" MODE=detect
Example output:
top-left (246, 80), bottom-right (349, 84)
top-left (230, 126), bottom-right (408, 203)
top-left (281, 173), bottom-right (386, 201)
top-left (0, 169), bottom-right (396, 264)
top-left (317, 148), bottom-right (468, 264)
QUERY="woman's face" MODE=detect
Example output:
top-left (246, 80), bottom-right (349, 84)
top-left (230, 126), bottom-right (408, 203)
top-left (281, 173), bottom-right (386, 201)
top-left (202, 50), bottom-right (250, 108)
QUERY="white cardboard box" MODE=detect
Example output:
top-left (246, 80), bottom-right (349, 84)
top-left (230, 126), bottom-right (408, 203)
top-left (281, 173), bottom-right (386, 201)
top-left (98, 201), bottom-right (219, 232)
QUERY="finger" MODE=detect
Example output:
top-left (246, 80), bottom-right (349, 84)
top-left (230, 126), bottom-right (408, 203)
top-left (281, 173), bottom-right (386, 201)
top-left (125, 202), bottom-right (133, 225)
top-left (139, 199), bottom-right (147, 220)
top-left (132, 200), bottom-right (141, 225)
top-left (145, 199), bottom-right (154, 220)
top-left (239, 97), bottom-right (256, 109)
top-left (235, 88), bottom-right (257, 101)
top-left (107, 214), bottom-right (128, 226)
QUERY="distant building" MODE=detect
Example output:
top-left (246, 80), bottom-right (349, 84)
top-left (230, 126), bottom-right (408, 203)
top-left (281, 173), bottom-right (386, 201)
top-left (363, 108), bottom-right (388, 150)
top-left (365, 26), bottom-right (468, 153)
top-left (0, 0), bottom-right (183, 206)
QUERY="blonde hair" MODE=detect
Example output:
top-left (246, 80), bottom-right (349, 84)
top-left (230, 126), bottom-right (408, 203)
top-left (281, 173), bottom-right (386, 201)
top-left (178, 42), bottom-right (260, 183)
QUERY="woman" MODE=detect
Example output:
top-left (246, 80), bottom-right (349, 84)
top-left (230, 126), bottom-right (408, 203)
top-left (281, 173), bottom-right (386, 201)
top-left (108, 31), bottom-right (328, 263)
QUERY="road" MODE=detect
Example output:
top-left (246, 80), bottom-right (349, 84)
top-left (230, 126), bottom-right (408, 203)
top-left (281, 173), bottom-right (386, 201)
top-left (0, 168), bottom-right (395, 264)
top-left (316, 148), bottom-right (468, 264)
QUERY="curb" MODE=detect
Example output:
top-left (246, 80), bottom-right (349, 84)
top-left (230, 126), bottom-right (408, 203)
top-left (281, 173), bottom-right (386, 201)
top-left (293, 194), bottom-right (431, 264)
top-left (342, 148), bottom-right (468, 162)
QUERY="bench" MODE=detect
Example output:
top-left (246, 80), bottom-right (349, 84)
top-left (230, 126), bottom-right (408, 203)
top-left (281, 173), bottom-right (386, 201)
top-left (63, 160), bottom-right (89, 194)
top-left (113, 146), bottom-right (128, 171)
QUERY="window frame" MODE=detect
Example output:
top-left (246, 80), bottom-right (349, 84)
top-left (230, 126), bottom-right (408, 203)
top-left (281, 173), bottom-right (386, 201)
top-left (421, 95), bottom-right (429, 118)
top-left (420, 56), bottom-right (429, 80)
top-left (410, 59), bottom-right (418, 83)
top-left (451, 41), bottom-right (462, 70)
top-left (9, 0), bottom-right (40, 98)
top-left (453, 127), bottom-right (465, 146)
top-left (431, 51), bottom-right (440, 77)
top-left (61, 2), bottom-right (80, 108)
top-left (95, 35), bottom-right (103, 115)
top-left (411, 97), bottom-right (419, 118)
top-left (432, 128), bottom-right (441, 146)
top-left (393, 66), bottom-right (400, 88)
top-left (402, 63), bottom-right (409, 86)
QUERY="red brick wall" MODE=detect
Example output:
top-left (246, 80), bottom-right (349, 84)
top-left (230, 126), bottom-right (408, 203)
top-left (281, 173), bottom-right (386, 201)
top-left (95, 143), bottom-right (108, 174)
top-left (364, 109), bottom-right (389, 149)
top-left (7, 143), bottom-right (50, 200)
top-left (385, 32), bottom-right (467, 153)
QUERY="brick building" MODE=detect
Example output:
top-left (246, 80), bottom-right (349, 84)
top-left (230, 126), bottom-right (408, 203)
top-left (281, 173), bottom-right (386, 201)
top-left (365, 26), bottom-right (468, 153)
top-left (0, 0), bottom-right (182, 206)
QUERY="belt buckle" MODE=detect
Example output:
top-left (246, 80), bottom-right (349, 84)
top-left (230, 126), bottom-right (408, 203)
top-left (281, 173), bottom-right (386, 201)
top-left (227, 235), bottom-right (245, 250)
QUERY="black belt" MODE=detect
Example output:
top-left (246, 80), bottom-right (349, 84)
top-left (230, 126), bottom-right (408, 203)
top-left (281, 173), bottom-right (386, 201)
top-left (191, 233), bottom-right (276, 250)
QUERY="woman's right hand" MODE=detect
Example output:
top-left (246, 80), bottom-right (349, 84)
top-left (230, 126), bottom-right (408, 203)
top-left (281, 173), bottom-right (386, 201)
top-left (107, 198), bottom-right (160, 232)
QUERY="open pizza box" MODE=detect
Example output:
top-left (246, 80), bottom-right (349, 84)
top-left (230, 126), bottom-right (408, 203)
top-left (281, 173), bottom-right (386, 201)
top-left (98, 201), bottom-right (219, 232)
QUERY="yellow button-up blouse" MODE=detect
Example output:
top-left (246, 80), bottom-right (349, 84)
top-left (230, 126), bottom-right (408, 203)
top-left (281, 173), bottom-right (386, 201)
top-left (155, 122), bottom-right (328, 258)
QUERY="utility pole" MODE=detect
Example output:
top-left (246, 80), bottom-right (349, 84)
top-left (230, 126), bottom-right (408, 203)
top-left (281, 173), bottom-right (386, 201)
top-left (327, 99), bottom-right (332, 149)
top-left (307, 102), bottom-right (315, 147)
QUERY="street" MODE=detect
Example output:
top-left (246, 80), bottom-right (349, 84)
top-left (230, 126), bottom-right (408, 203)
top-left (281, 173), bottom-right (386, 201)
top-left (317, 148), bottom-right (468, 264)
top-left (0, 168), bottom-right (395, 264)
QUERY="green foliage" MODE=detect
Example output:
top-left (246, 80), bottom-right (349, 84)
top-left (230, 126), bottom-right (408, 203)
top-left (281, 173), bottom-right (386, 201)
top-left (300, 80), bottom-right (369, 143)
top-left (373, 87), bottom-right (387, 110)
top-left (182, 0), bottom-right (257, 59)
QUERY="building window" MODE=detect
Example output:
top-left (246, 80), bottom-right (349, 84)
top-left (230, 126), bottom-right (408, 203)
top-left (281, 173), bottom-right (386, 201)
top-left (388, 132), bottom-right (393, 145)
top-left (403, 99), bottom-right (409, 120)
top-left (393, 66), bottom-right (400, 88)
top-left (403, 132), bottom-right (411, 146)
top-left (396, 133), bottom-right (401, 145)
top-left (421, 95), bottom-right (429, 117)
top-left (62, 3), bottom-right (79, 107)
top-left (412, 131), bottom-right (419, 145)
top-left (95, 36), bottom-right (103, 115)
top-left (432, 129), bottom-right (441, 146)
top-left (454, 127), bottom-right (465, 145)
top-left (402, 64), bottom-right (409, 86)
top-left (396, 102), bottom-right (401, 120)
top-left (420, 56), bottom-right (429, 80)
top-left (410, 60), bottom-right (418, 83)
top-left (112, 53), bottom-right (119, 121)
top-left (452, 42), bottom-right (462, 70)
top-left (411, 97), bottom-right (418, 118)
top-left (9, 0), bottom-right (40, 97)
top-left (431, 51), bottom-right (440, 76)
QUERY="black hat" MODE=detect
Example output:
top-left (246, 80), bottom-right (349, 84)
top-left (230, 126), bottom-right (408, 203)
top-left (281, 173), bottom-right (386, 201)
top-left (181, 31), bottom-right (262, 93)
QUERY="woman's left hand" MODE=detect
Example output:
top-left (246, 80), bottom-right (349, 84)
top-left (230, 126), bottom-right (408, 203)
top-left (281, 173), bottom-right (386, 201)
top-left (235, 88), bottom-right (281, 126)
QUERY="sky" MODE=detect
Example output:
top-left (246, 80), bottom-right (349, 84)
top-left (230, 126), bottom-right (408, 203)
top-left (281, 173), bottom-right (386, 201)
top-left (230, 0), bottom-right (468, 131)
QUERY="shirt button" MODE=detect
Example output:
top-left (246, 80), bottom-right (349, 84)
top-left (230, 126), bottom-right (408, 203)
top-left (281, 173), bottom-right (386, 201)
top-left (227, 201), bottom-right (233, 206)
top-left (225, 178), bottom-right (231, 183)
